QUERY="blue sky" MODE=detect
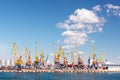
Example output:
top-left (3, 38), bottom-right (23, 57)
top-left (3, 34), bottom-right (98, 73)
top-left (0, 0), bottom-right (120, 64)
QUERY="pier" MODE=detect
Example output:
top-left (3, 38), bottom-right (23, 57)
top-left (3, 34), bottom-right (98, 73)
top-left (0, 69), bottom-right (120, 73)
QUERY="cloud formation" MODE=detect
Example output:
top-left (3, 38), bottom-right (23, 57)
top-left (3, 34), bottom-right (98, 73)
top-left (93, 5), bottom-right (101, 12)
top-left (57, 8), bottom-right (105, 49)
top-left (105, 4), bottom-right (120, 16)
top-left (57, 3), bottom-right (120, 49)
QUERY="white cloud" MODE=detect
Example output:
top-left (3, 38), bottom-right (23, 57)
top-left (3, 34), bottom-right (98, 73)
top-left (62, 30), bottom-right (88, 46)
top-left (105, 4), bottom-right (120, 16)
top-left (70, 23), bottom-right (85, 29)
top-left (69, 8), bottom-right (100, 24)
top-left (56, 4), bottom-right (120, 63)
top-left (93, 5), bottom-right (101, 12)
top-left (105, 4), bottom-right (120, 10)
top-left (62, 30), bottom-right (87, 37)
top-left (56, 22), bottom-right (70, 30)
top-left (57, 8), bottom-right (105, 49)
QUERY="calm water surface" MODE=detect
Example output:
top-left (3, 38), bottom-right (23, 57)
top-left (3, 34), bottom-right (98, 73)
top-left (0, 72), bottom-right (120, 80)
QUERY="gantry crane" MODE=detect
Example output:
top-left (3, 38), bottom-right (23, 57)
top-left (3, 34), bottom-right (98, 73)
top-left (75, 43), bottom-right (83, 66)
top-left (41, 48), bottom-right (45, 66)
top-left (54, 46), bottom-right (62, 64)
top-left (54, 46), bottom-right (68, 69)
top-left (35, 41), bottom-right (40, 63)
top-left (88, 51), bottom-right (92, 69)
top-left (12, 42), bottom-right (23, 70)
top-left (98, 51), bottom-right (105, 64)
top-left (52, 42), bottom-right (58, 64)
top-left (34, 41), bottom-right (40, 69)
top-left (24, 47), bottom-right (32, 68)
top-left (56, 50), bottom-right (61, 63)
top-left (59, 46), bottom-right (68, 66)
top-left (71, 51), bottom-right (75, 66)
top-left (74, 43), bottom-right (83, 69)
top-left (92, 53), bottom-right (97, 66)
top-left (54, 49), bottom-right (61, 69)
top-left (63, 56), bottom-right (68, 66)
top-left (91, 45), bottom-right (97, 69)
top-left (70, 51), bottom-right (75, 69)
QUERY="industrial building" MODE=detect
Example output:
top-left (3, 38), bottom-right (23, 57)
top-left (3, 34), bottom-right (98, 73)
top-left (0, 58), bottom-right (14, 67)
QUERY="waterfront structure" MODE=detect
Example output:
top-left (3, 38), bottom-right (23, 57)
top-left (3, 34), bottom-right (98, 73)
top-left (0, 58), bottom-right (14, 67)
top-left (102, 64), bottom-right (120, 70)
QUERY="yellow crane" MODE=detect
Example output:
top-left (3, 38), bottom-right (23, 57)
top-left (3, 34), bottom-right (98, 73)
top-left (52, 42), bottom-right (58, 63)
top-left (12, 42), bottom-right (23, 65)
top-left (78, 53), bottom-right (83, 65)
top-left (63, 57), bottom-right (68, 65)
top-left (91, 45), bottom-right (97, 69)
top-left (58, 46), bottom-right (68, 65)
top-left (63, 53), bottom-right (68, 66)
top-left (91, 45), bottom-right (97, 65)
top-left (71, 51), bottom-right (75, 65)
top-left (41, 48), bottom-right (45, 65)
top-left (98, 51), bottom-right (105, 64)
top-left (56, 50), bottom-right (60, 63)
top-left (55, 46), bottom-right (62, 63)
top-left (12, 42), bottom-right (23, 70)
top-left (75, 43), bottom-right (83, 65)
top-left (88, 51), bottom-right (92, 60)
top-left (24, 47), bottom-right (32, 66)
top-left (35, 41), bottom-right (40, 63)
top-left (92, 53), bottom-right (97, 65)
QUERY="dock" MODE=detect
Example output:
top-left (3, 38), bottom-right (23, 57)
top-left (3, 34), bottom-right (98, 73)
top-left (0, 69), bottom-right (120, 73)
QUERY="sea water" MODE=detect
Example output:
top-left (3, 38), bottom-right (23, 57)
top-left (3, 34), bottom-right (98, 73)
top-left (0, 72), bottom-right (120, 80)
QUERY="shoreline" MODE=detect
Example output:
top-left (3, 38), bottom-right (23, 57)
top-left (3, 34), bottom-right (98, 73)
top-left (0, 69), bottom-right (120, 73)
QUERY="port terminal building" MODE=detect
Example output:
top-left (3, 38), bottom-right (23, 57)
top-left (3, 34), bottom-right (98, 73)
top-left (0, 58), bottom-right (14, 67)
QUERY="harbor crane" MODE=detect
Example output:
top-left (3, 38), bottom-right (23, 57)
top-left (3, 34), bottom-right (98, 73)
top-left (24, 47), bottom-right (32, 68)
top-left (75, 43), bottom-right (83, 69)
top-left (98, 51), bottom-right (106, 65)
top-left (71, 50), bottom-right (75, 68)
top-left (91, 45), bottom-right (98, 69)
top-left (41, 48), bottom-right (45, 66)
top-left (34, 41), bottom-right (40, 69)
top-left (12, 42), bottom-right (23, 70)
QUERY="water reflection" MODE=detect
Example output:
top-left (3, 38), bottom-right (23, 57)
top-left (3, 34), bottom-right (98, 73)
top-left (0, 72), bottom-right (119, 80)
